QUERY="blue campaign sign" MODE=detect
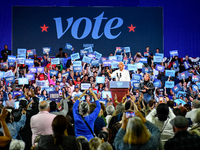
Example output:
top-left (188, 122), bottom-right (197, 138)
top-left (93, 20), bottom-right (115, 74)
top-left (36, 67), bottom-right (44, 73)
top-left (153, 56), bottom-right (163, 63)
top-left (165, 81), bottom-right (174, 88)
top-left (83, 44), bottom-right (94, 48)
top-left (16, 58), bottom-right (25, 64)
top-left (178, 71), bottom-right (189, 80)
top-left (59, 58), bottom-right (64, 64)
top-left (124, 47), bottom-right (130, 53)
top-left (155, 65), bottom-right (165, 72)
top-left (131, 80), bottom-right (140, 89)
top-left (184, 61), bottom-right (190, 70)
top-left (127, 64), bottom-right (137, 71)
top-left (94, 51), bottom-right (102, 59)
top-left (8, 62), bottom-right (15, 67)
top-left (73, 61), bottom-right (82, 66)
top-left (73, 66), bottom-right (82, 72)
top-left (170, 50), bottom-right (178, 57)
top-left (139, 57), bottom-right (147, 63)
top-left (49, 70), bottom-right (58, 76)
top-left (36, 80), bottom-right (46, 87)
top-left (116, 55), bottom-right (123, 61)
top-left (51, 58), bottom-right (60, 65)
top-left (18, 78), bottom-right (29, 85)
top-left (65, 43), bottom-right (73, 50)
top-left (43, 47), bottom-right (51, 54)
top-left (80, 49), bottom-right (89, 56)
top-left (192, 75), bottom-right (200, 82)
top-left (96, 77), bottom-right (105, 84)
top-left (17, 48), bottom-right (26, 56)
top-left (12, 91), bottom-right (23, 98)
top-left (192, 85), bottom-right (198, 92)
top-left (116, 47), bottom-right (123, 52)
top-left (176, 91), bottom-right (186, 98)
top-left (197, 83), bottom-right (200, 89)
top-left (165, 70), bottom-right (175, 77)
top-left (132, 74), bottom-right (141, 81)
top-left (155, 53), bottom-right (164, 58)
top-left (91, 60), bottom-right (99, 66)
top-left (144, 52), bottom-right (149, 57)
top-left (172, 84), bottom-right (182, 93)
top-left (103, 60), bottom-right (112, 66)
top-left (0, 62), bottom-right (7, 69)
top-left (153, 80), bottom-right (161, 88)
top-left (5, 76), bottom-right (15, 84)
top-left (142, 67), bottom-right (150, 73)
top-left (0, 71), bottom-right (5, 78)
top-left (29, 67), bottom-right (37, 74)
top-left (111, 61), bottom-right (119, 69)
top-left (25, 74), bottom-right (35, 80)
top-left (8, 56), bottom-right (16, 62)
top-left (4, 70), bottom-right (14, 78)
top-left (71, 53), bottom-right (80, 60)
top-left (173, 61), bottom-right (179, 68)
top-left (49, 91), bottom-right (62, 102)
top-left (135, 63), bottom-right (143, 69)
top-left (62, 72), bottom-right (69, 78)
top-left (102, 91), bottom-right (112, 99)
top-left (82, 56), bottom-right (92, 64)
top-left (87, 53), bottom-right (95, 59)
top-left (84, 46), bottom-right (93, 53)
top-left (109, 56), bottom-right (117, 61)
top-left (174, 99), bottom-right (186, 105)
top-left (81, 83), bottom-right (91, 90)
top-left (27, 49), bottom-right (36, 56)
top-left (25, 59), bottom-right (34, 66)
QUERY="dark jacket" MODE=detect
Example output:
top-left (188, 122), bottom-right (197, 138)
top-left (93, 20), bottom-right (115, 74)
top-left (139, 80), bottom-right (154, 96)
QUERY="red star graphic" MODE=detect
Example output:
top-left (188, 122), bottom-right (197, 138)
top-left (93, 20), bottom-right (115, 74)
top-left (128, 24), bottom-right (136, 32)
top-left (40, 24), bottom-right (49, 32)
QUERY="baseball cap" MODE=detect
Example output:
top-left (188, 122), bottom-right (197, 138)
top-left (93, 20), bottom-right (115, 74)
top-left (170, 116), bottom-right (189, 128)
top-left (75, 85), bottom-right (79, 89)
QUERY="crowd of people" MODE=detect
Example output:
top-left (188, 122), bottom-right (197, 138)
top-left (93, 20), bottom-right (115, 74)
top-left (0, 44), bottom-right (200, 150)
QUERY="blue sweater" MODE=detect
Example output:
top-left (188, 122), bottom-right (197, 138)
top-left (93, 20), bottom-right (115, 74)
top-left (73, 100), bottom-right (100, 141)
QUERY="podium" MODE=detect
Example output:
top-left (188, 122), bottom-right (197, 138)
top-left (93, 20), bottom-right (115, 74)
top-left (109, 81), bottom-right (130, 106)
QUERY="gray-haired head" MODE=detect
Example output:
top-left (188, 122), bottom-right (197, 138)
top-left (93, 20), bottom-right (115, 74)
top-left (39, 100), bottom-right (49, 111)
top-left (79, 102), bottom-right (89, 115)
top-left (9, 139), bottom-right (25, 150)
top-left (115, 103), bottom-right (125, 115)
top-left (106, 105), bottom-right (115, 115)
top-left (194, 109), bottom-right (200, 123)
top-left (192, 100), bottom-right (200, 109)
top-left (97, 142), bottom-right (113, 150)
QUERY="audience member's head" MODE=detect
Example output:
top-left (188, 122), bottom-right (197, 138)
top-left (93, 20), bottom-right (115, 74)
top-left (98, 130), bottom-right (108, 142)
top-left (97, 142), bottom-right (113, 150)
top-left (184, 104), bottom-right (191, 111)
top-left (80, 102), bottom-right (89, 115)
top-left (77, 136), bottom-right (90, 150)
top-left (52, 115), bottom-right (68, 145)
top-left (112, 103), bottom-right (125, 116)
top-left (192, 100), bottom-right (200, 109)
top-left (156, 103), bottom-right (169, 121)
top-left (167, 100), bottom-right (174, 109)
top-left (170, 116), bottom-right (189, 133)
top-left (106, 105), bottom-right (115, 116)
top-left (124, 117), bottom-right (150, 144)
top-left (89, 137), bottom-right (102, 150)
top-left (193, 109), bottom-right (200, 124)
top-left (148, 99), bottom-right (156, 108)
top-left (9, 139), bottom-right (25, 150)
top-left (39, 101), bottom-right (49, 111)
top-left (50, 101), bottom-right (57, 112)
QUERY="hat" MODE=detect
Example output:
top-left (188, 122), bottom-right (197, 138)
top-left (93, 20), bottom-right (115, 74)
top-left (170, 116), bottom-right (189, 128)
top-left (75, 85), bottom-right (79, 89)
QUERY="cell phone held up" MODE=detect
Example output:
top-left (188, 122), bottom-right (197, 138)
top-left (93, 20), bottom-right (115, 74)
top-left (125, 112), bottom-right (135, 118)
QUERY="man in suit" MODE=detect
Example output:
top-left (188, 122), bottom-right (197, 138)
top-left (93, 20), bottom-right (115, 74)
top-left (1, 45), bottom-right (11, 62)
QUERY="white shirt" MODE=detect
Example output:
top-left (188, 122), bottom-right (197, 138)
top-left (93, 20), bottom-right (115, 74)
top-left (186, 108), bottom-right (199, 123)
top-left (111, 69), bottom-right (130, 81)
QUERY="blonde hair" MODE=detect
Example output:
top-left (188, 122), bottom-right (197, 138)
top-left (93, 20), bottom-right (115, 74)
top-left (123, 117), bottom-right (150, 144)
top-left (89, 137), bottom-right (102, 150)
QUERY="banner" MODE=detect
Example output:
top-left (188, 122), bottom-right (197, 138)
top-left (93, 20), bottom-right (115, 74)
top-left (17, 48), bottom-right (26, 56)
top-left (84, 47), bottom-right (93, 53)
top-left (81, 83), bottom-right (91, 90)
top-left (96, 77), bottom-right (105, 84)
top-left (65, 43), bottom-right (73, 50)
top-left (165, 70), bottom-right (175, 77)
top-left (27, 49), bottom-right (36, 56)
top-left (91, 60), bottom-right (100, 66)
top-left (4, 70), bottom-right (14, 77)
top-left (165, 81), bottom-right (174, 88)
top-left (132, 74), bottom-right (141, 81)
top-left (16, 58), bottom-right (25, 64)
top-left (170, 50), bottom-right (178, 57)
top-left (103, 60), bottom-right (112, 66)
top-left (116, 55), bottom-right (123, 61)
top-left (153, 80), bottom-right (161, 88)
top-left (184, 61), bottom-right (190, 70)
top-left (124, 47), bottom-right (130, 53)
top-left (8, 56), bottom-right (16, 62)
top-left (82, 56), bottom-right (92, 64)
top-left (109, 56), bottom-right (117, 61)
top-left (36, 80), bottom-right (46, 87)
top-left (25, 74), bottom-right (35, 80)
top-left (13, 91), bottom-right (23, 98)
top-left (155, 65), bottom-right (165, 72)
top-left (153, 56), bottom-right (163, 63)
top-left (192, 75), bottom-right (200, 82)
top-left (25, 59), bottom-right (34, 66)
top-left (51, 58), bottom-right (60, 65)
top-left (36, 67), bottom-right (44, 73)
top-left (73, 61), bottom-right (82, 66)
top-left (127, 64), bottom-right (137, 71)
top-left (94, 51), bottom-right (102, 60)
top-left (0, 71), bottom-right (5, 78)
top-left (102, 91), bottom-right (112, 99)
top-left (18, 78), bottom-right (29, 85)
top-left (142, 67), bottom-right (150, 73)
top-left (43, 47), bottom-right (51, 54)
top-left (62, 72), bottom-right (69, 78)
top-left (111, 61), bottom-right (119, 69)
top-left (49, 70), bottom-right (58, 76)
top-left (49, 91), bottom-right (62, 102)
top-left (71, 53), bottom-right (80, 60)
top-left (73, 66), bottom-right (82, 72)
top-left (29, 67), bottom-right (37, 74)
top-left (87, 53), bottom-right (95, 59)
top-left (139, 57), bottom-right (147, 63)
top-left (5, 76), bottom-right (15, 84)
top-left (80, 49), bottom-right (89, 56)
top-left (131, 80), bottom-right (140, 89)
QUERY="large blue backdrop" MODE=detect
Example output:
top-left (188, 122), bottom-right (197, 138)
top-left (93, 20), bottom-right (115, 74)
top-left (0, 0), bottom-right (200, 57)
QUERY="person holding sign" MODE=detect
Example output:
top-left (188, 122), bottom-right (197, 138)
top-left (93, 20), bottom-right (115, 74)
top-left (1, 45), bottom-right (11, 62)
top-left (107, 62), bottom-right (130, 81)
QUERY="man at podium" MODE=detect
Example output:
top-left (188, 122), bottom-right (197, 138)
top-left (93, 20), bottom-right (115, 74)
top-left (107, 62), bottom-right (130, 81)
